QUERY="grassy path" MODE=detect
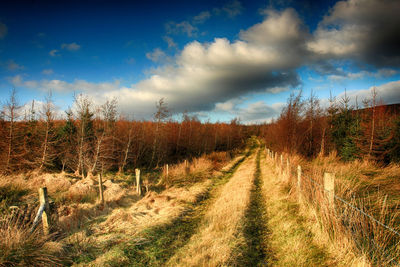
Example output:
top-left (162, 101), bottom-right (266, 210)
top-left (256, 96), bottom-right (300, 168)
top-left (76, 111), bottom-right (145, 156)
top-left (259, 150), bottom-right (336, 266)
top-left (115, 150), bottom-right (252, 266)
top-left (233, 148), bottom-right (273, 266)
top-left (166, 150), bottom-right (258, 266)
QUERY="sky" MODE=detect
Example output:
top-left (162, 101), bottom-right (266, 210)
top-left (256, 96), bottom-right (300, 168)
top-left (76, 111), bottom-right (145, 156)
top-left (0, 0), bottom-right (400, 123)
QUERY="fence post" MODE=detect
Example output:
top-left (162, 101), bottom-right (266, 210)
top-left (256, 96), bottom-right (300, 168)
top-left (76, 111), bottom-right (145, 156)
top-left (135, 168), bottom-right (142, 196)
top-left (185, 160), bottom-right (190, 174)
top-left (286, 158), bottom-right (290, 180)
top-left (297, 165), bottom-right (302, 202)
top-left (165, 164), bottom-right (169, 178)
top-left (38, 187), bottom-right (50, 235)
top-left (98, 173), bottom-right (104, 205)
top-left (324, 172), bottom-right (335, 209)
top-left (280, 154), bottom-right (284, 177)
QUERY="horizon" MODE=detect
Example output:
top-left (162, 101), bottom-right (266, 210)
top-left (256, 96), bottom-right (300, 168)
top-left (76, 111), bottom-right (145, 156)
top-left (1, 0), bottom-right (400, 123)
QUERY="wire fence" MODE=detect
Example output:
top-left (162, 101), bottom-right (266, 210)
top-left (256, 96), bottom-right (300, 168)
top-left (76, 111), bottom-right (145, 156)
top-left (265, 148), bottom-right (400, 266)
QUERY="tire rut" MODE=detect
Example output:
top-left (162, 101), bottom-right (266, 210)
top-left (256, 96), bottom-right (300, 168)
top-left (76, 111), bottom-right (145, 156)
top-left (121, 150), bottom-right (252, 266)
top-left (233, 148), bottom-right (273, 266)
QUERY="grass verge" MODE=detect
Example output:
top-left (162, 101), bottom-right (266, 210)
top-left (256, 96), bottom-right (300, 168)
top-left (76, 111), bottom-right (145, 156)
top-left (260, 151), bottom-right (335, 266)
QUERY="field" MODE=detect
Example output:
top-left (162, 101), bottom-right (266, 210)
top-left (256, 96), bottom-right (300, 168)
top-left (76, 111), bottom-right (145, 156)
top-left (1, 136), bottom-right (399, 266)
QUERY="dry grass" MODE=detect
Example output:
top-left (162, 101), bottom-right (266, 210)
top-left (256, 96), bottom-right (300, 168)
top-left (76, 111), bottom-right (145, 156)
top-left (0, 152), bottom-right (239, 266)
top-left (73, 180), bottom-right (212, 266)
top-left (261, 151), bottom-right (341, 266)
top-left (167, 152), bottom-right (257, 266)
top-left (0, 217), bottom-right (65, 266)
top-left (271, 150), bottom-right (400, 266)
top-left (161, 156), bottom-right (214, 186)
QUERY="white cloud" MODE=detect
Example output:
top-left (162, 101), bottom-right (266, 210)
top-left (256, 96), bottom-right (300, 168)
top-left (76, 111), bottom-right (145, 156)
top-left (42, 69), bottom-right (54, 75)
top-left (49, 49), bottom-right (59, 57)
top-left (10, 75), bottom-right (121, 94)
top-left (0, 22), bottom-right (7, 39)
top-left (307, 0), bottom-right (400, 67)
top-left (20, 100), bottom-right (65, 120)
top-left (215, 99), bottom-right (285, 124)
top-left (146, 48), bottom-right (168, 63)
top-left (336, 80), bottom-right (400, 106)
top-left (214, 0), bottom-right (243, 18)
top-left (61, 42), bottom-right (81, 51)
top-left (166, 21), bottom-right (198, 37)
top-left (163, 36), bottom-right (177, 48)
top-left (9, 2), bottom-right (400, 122)
top-left (328, 68), bottom-right (398, 81)
top-left (8, 9), bottom-right (306, 120)
top-left (193, 11), bottom-right (211, 24)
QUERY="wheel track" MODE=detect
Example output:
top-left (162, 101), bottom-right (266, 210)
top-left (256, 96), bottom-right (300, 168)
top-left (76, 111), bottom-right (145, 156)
top-left (120, 150), bottom-right (253, 266)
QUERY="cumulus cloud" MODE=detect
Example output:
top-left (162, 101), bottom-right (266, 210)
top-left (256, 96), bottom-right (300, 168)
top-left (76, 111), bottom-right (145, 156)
top-left (307, 0), bottom-right (400, 67)
top-left (328, 68), bottom-right (398, 81)
top-left (215, 99), bottom-right (284, 124)
top-left (8, 8), bottom-right (306, 119)
top-left (61, 42), bottom-right (81, 51)
top-left (333, 80), bottom-right (400, 106)
top-left (20, 100), bottom-right (65, 120)
top-left (0, 22), bottom-right (7, 39)
top-left (10, 75), bottom-right (121, 93)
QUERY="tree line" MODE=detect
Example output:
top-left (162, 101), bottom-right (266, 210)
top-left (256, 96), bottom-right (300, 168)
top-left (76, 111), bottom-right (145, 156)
top-left (261, 88), bottom-right (400, 163)
top-left (0, 90), bottom-right (251, 175)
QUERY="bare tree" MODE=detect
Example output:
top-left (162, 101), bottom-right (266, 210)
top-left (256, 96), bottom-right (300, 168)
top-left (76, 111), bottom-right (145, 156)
top-left (4, 89), bottom-right (21, 171)
top-left (150, 98), bottom-right (169, 167)
top-left (39, 91), bottom-right (55, 171)
top-left (368, 87), bottom-right (377, 160)
top-left (74, 94), bottom-right (94, 178)
top-left (89, 98), bottom-right (117, 176)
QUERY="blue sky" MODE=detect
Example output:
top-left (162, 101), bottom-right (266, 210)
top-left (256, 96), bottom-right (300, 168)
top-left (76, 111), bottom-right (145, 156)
top-left (1, 0), bottom-right (400, 123)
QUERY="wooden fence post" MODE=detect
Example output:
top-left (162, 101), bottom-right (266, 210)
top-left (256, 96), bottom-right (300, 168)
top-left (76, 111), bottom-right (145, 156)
top-left (165, 164), bottom-right (169, 178)
top-left (286, 158), bottom-right (290, 180)
top-left (185, 160), bottom-right (190, 174)
top-left (38, 187), bottom-right (50, 235)
top-left (324, 172), bottom-right (335, 209)
top-left (280, 154), bottom-right (284, 177)
top-left (98, 173), bottom-right (104, 205)
top-left (297, 165), bottom-right (302, 201)
top-left (135, 168), bottom-right (142, 196)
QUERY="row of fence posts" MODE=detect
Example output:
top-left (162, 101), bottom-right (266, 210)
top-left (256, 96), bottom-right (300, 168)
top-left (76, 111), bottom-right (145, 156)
top-left (32, 167), bottom-right (146, 235)
top-left (265, 147), bottom-right (335, 209)
top-left (31, 158), bottom-right (194, 235)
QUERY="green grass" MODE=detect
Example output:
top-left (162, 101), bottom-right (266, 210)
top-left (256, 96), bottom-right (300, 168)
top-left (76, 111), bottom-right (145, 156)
top-left (261, 154), bottom-right (334, 267)
top-left (233, 148), bottom-right (273, 266)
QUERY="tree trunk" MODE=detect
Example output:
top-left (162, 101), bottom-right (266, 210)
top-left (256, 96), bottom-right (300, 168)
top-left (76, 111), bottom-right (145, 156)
top-left (39, 120), bottom-right (49, 171)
